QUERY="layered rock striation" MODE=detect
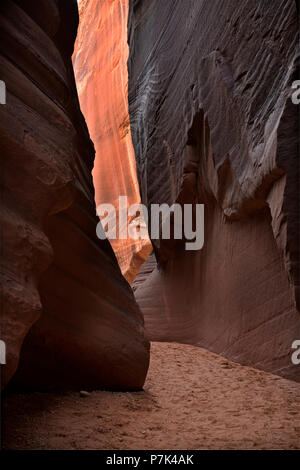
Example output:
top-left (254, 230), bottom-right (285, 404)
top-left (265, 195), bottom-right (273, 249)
top-left (129, 0), bottom-right (300, 380)
top-left (73, 0), bottom-right (151, 284)
top-left (0, 0), bottom-right (149, 391)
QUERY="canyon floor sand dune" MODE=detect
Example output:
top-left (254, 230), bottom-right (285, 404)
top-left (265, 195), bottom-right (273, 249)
top-left (3, 342), bottom-right (300, 450)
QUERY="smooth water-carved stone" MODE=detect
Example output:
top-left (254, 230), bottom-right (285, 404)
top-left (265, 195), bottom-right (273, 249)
top-left (128, 0), bottom-right (300, 381)
top-left (0, 0), bottom-right (149, 391)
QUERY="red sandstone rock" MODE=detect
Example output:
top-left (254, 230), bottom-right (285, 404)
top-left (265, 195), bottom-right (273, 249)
top-left (129, 0), bottom-right (300, 381)
top-left (0, 0), bottom-right (149, 390)
top-left (73, 0), bottom-right (152, 284)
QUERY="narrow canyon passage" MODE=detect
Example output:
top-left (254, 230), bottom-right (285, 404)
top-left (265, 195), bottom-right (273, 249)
top-left (1, 0), bottom-right (299, 453)
top-left (3, 342), bottom-right (300, 450)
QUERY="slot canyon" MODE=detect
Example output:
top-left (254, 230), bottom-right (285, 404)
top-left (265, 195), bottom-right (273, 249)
top-left (1, 0), bottom-right (300, 451)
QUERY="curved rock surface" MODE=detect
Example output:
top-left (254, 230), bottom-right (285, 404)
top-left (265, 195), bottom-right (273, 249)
top-left (73, 0), bottom-right (151, 284)
top-left (129, 0), bottom-right (300, 380)
top-left (0, 0), bottom-right (149, 390)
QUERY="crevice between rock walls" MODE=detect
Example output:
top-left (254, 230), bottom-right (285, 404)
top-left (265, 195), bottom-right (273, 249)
top-left (73, 0), bottom-right (152, 285)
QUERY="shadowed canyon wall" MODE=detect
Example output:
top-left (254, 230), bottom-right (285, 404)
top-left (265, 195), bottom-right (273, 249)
top-left (73, 0), bottom-right (151, 284)
top-left (0, 0), bottom-right (149, 390)
top-left (129, 0), bottom-right (300, 380)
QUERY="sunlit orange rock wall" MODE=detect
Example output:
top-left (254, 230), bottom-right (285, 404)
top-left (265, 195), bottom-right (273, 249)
top-left (73, 0), bottom-right (151, 283)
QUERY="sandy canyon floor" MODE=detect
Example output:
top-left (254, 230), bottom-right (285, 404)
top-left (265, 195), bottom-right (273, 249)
top-left (2, 342), bottom-right (300, 450)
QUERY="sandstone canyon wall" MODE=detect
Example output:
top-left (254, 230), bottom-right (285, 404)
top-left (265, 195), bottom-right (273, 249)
top-left (129, 0), bottom-right (300, 380)
top-left (0, 0), bottom-right (149, 391)
top-left (73, 0), bottom-right (151, 284)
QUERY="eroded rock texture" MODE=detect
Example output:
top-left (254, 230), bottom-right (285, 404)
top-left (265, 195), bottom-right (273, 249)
top-left (73, 0), bottom-right (151, 284)
top-left (0, 0), bottom-right (149, 390)
top-left (129, 0), bottom-right (300, 380)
